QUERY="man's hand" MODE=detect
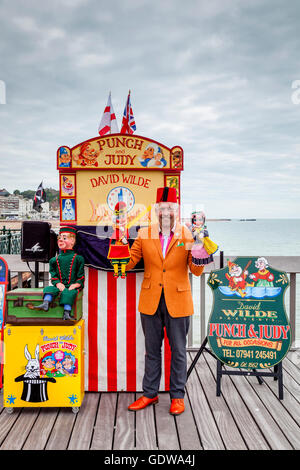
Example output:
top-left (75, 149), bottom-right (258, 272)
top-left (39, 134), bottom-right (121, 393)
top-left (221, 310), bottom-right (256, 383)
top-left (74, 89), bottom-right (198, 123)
top-left (69, 283), bottom-right (81, 290)
top-left (56, 283), bottom-right (65, 292)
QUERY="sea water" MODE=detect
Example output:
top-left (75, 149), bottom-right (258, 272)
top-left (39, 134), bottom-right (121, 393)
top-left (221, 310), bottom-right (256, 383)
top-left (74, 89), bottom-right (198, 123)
top-left (206, 218), bottom-right (300, 257)
top-left (189, 219), bottom-right (300, 347)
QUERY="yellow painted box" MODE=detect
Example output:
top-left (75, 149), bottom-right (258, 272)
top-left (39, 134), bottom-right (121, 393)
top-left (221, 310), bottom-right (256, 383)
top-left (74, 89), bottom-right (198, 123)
top-left (3, 320), bottom-right (85, 411)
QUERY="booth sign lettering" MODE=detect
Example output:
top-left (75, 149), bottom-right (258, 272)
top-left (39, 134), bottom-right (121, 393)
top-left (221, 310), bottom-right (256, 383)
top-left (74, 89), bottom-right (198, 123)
top-left (58, 136), bottom-right (184, 171)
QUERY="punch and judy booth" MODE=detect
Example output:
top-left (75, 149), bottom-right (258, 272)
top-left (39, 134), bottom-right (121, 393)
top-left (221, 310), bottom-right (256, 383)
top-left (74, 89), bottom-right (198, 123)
top-left (57, 134), bottom-right (184, 391)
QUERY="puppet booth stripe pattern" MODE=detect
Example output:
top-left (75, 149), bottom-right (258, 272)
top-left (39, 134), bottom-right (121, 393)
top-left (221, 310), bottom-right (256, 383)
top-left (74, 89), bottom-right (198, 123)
top-left (83, 267), bottom-right (172, 392)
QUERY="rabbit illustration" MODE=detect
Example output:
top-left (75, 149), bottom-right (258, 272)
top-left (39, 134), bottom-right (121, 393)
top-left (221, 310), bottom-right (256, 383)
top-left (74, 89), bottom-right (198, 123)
top-left (15, 344), bottom-right (56, 403)
top-left (24, 344), bottom-right (40, 378)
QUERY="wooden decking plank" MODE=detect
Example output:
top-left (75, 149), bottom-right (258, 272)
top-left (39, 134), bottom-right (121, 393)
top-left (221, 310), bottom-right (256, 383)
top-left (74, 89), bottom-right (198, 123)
top-left (270, 361), bottom-right (300, 406)
top-left (0, 408), bottom-right (22, 447)
top-left (45, 408), bottom-right (77, 450)
top-left (286, 351), bottom-right (300, 371)
top-left (68, 393), bottom-right (100, 450)
top-left (185, 356), bottom-right (225, 450)
top-left (135, 394), bottom-right (158, 450)
top-left (155, 393), bottom-right (180, 450)
top-left (90, 393), bottom-right (117, 450)
top-left (175, 386), bottom-right (202, 450)
top-left (265, 371), bottom-right (300, 425)
top-left (204, 352), bottom-right (270, 450)
top-left (113, 393), bottom-right (135, 450)
top-left (244, 372), bottom-right (300, 449)
top-left (222, 365), bottom-right (293, 450)
top-left (284, 353), bottom-right (300, 386)
top-left (282, 366), bottom-right (300, 397)
top-left (22, 408), bottom-right (59, 450)
top-left (194, 353), bottom-right (247, 450)
top-left (0, 408), bottom-right (39, 450)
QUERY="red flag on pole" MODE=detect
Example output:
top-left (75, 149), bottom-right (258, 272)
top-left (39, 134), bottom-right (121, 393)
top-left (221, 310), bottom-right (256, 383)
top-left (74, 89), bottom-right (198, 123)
top-left (98, 92), bottom-right (119, 136)
top-left (121, 90), bottom-right (136, 135)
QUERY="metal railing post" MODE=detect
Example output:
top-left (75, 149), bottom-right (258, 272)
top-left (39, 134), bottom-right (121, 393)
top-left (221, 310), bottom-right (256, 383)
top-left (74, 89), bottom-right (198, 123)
top-left (289, 272), bottom-right (296, 347)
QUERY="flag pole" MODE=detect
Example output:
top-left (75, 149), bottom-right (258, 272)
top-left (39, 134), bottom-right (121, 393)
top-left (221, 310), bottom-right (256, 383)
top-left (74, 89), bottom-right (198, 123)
top-left (109, 91), bottom-right (112, 134)
top-left (40, 180), bottom-right (42, 221)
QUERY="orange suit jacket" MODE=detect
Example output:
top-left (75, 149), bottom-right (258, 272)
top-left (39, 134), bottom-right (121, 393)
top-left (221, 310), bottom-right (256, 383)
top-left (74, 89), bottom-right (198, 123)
top-left (126, 223), bottom-right (204, 317)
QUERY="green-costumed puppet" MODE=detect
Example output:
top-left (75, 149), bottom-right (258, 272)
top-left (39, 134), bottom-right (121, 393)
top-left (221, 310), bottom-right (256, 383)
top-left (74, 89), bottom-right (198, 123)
top-left (34, 226), bottom-right (85, 320)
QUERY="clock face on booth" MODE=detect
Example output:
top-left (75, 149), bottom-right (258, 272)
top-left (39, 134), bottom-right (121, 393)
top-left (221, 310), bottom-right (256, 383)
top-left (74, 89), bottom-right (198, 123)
top-left (107, 186), bottom-right (135, 212)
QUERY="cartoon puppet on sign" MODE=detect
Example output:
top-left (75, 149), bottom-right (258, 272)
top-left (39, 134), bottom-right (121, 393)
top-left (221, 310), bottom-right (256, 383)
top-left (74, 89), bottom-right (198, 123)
top-left (249, 257), bottom-right (274, 287)
top-left (74, 142), bottom-right (100, 167)
top-left (107, 201), bottom-right (131, 279)
top-left (32, 226), bottom-right (85, 320)
top-left (225, 260), bottom-right (253, 298)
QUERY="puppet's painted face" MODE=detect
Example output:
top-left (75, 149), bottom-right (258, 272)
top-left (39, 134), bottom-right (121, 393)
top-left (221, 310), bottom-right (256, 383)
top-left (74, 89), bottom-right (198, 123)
top-left (143, 146), bottom-right (155, 159)
top-left (154, 151), bottom-right (163, 162)
top-left (192, 214), bottom-right (204, 227)
top-left (257, 259), bottom-right (267, 270)
top-left (42, 357), bottom-right (55, 370)
top-left (82, 144), bottom-right (98, 161)
top-left (62, 356), bottom-right (74, 370)
top-left (57, 232), bottom-right (75, 250)
top-left (229, 264), bottom-right (242, 277)
top-left (65, 199), bottom-right (73, 211)
top-left (60, 152), bottom-right (71, 164)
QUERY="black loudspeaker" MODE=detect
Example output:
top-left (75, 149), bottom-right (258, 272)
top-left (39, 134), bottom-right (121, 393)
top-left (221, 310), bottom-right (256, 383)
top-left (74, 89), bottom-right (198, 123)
top-left (21, 221), bottom-right (58, 262)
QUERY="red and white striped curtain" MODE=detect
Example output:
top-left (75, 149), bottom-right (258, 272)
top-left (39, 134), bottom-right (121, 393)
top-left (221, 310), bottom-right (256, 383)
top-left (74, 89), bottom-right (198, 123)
top-left (83, 267), bottom-right (171, 392)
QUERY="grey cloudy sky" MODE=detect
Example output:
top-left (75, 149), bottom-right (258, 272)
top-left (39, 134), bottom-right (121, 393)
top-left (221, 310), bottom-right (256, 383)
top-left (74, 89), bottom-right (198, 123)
top-left (1, 0), bottom-right (300, 218)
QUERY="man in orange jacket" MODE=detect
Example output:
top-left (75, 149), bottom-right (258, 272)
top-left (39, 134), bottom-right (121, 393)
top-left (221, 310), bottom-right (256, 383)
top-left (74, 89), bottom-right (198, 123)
top-left (127, 187), bottom-right (204, 415)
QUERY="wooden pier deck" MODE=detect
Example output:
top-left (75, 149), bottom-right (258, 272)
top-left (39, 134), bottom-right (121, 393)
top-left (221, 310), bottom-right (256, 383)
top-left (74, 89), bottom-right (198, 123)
top-left (0, 351), bottom-right (300, 451)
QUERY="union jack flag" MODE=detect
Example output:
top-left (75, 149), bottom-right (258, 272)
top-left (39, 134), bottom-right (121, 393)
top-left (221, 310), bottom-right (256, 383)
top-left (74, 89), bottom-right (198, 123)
top-left (121, 90), bottom-right (136, 134)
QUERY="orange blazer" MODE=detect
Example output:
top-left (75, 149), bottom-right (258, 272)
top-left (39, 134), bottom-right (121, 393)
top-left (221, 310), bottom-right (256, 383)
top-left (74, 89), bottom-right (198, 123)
top-left (126, 223), bottom-right (204, 317)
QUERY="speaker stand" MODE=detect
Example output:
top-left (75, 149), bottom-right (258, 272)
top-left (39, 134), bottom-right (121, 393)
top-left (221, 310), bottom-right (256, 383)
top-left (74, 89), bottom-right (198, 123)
top-left (34, 261), bottom-right (39, 288)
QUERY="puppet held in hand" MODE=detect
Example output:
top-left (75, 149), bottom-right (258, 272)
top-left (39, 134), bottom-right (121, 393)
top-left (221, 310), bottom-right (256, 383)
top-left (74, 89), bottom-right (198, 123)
top-left (187, 211), bottom-right (218, 265)
top-left (33, 226), bottom-right (85, 320)
top-left (107, 201), bottom-right (131, 279)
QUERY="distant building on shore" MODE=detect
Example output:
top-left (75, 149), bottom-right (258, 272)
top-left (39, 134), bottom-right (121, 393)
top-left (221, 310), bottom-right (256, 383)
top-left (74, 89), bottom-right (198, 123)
top-left (0, 192), bottom-right (58, 220)
top-left (0, 194), bottom-right (20, 218)
top-left (0, 188), bottom-right (10, 197)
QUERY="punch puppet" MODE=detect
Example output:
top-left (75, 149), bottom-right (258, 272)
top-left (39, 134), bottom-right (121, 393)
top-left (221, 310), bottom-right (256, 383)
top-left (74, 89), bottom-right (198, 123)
top-left (107, 201), bottom-right (131, 279)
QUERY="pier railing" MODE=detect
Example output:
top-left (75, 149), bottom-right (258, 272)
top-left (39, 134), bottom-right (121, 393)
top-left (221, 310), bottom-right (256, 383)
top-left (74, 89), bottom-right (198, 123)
top-left (1, 254), bottom-right (300, 349)
top-left (0, 228), bottom-right (21, 255)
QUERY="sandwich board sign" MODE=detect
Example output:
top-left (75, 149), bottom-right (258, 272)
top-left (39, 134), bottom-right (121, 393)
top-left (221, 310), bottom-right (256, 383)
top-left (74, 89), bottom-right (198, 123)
top-left (207, 256), bottom-right (291, 370)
